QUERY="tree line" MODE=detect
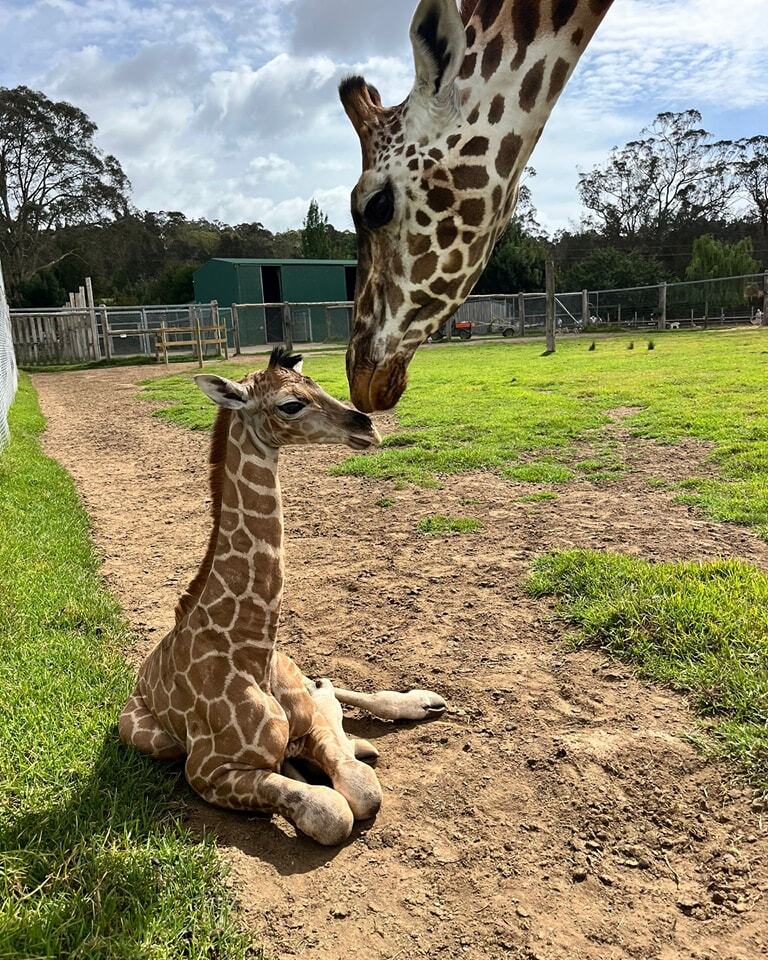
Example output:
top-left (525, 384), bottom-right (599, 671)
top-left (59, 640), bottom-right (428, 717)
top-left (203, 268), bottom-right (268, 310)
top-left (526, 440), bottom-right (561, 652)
top-left (1, 86), bottom-right (765, 308)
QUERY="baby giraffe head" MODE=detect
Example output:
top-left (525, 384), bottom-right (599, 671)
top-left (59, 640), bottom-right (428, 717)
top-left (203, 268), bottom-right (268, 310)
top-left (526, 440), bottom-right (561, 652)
top-left (194, 348), bottom-right (380, 451)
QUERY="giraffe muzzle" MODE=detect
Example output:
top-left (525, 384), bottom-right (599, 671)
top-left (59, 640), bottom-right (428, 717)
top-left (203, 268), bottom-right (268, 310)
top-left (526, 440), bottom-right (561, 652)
top-left (349, 355), bottom-right (409, 413)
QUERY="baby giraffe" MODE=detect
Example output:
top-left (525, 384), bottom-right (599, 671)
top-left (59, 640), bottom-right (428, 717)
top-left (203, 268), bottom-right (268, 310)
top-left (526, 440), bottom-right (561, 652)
top-left (119, 348), bottom-right (445, 845)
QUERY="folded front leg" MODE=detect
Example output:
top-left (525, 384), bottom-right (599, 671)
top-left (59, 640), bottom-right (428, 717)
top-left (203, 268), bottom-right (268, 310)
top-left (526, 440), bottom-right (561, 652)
top-left (185, 745), bottom-right (354, 846)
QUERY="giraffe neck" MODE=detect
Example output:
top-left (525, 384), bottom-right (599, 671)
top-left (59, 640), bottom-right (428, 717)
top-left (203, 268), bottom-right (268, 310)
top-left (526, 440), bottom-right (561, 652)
top-left (186, 411), bottom-right (284, 683)
top-left (453, 0), bottom-right (613, 203)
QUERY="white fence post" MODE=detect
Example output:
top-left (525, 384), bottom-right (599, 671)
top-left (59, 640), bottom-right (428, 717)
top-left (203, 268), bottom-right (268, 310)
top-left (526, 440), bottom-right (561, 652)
top-left (0, 260), bottom-right (18, 450)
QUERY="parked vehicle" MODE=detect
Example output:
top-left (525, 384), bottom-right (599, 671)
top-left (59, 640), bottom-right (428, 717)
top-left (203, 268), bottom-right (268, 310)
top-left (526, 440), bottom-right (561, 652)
top-left (431, 317), bottom-right (472, 341)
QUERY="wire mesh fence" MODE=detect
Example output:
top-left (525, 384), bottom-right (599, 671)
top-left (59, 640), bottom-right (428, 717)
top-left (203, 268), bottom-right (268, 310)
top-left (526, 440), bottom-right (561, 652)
top-left (0, 261), bottom-right (18, 449)
top-left (8, 272), bottom-right (767, 365)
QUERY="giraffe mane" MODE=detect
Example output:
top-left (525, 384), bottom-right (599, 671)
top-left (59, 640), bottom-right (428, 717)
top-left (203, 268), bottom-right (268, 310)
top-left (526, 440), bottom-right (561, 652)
top-left (175, 405), bottom-right (232, 622)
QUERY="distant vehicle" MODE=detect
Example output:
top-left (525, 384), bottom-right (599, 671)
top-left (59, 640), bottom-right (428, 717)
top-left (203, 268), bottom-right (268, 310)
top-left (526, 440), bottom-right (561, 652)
top-left (431, 317), bottom-right (472, 341)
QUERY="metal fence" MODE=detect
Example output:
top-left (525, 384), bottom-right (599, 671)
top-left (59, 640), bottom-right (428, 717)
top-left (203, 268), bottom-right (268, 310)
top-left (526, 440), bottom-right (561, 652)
top-left (9, 272), bottom-right (767, 365)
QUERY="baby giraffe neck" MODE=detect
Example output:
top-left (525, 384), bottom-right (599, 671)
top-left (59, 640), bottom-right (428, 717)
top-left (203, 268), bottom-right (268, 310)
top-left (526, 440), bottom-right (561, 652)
top-left (191, 411), bottom-right (284, 682)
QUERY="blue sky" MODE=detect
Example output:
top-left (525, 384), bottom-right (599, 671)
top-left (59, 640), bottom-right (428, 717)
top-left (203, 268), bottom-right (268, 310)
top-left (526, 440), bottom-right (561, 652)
top-left (1, 0), bottom-right (765, 233)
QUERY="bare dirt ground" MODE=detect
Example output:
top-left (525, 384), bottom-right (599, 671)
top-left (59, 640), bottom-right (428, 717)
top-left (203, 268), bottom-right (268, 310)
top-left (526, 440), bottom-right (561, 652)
top-left (34, 363), bottom-right (767, 960)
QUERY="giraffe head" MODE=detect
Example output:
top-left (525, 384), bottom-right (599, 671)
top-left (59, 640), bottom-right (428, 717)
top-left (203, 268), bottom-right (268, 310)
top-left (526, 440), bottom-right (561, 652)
top-left (195, 348), bottom-right (380, 450)
top-left (340, 0), bottom-right (614, 410)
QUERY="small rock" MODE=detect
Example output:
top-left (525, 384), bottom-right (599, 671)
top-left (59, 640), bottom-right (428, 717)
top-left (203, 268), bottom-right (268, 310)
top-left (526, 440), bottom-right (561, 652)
top-left (677, 899), bottom-right (700, 916)
top-left (330, 906), bottom-right (349, 919)
top-left (572, 868), bottom-right (588, 882)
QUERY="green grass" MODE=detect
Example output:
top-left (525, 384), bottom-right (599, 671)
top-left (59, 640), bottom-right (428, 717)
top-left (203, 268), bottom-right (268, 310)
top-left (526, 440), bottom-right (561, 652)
top-left (417, 514), bottom-right (482, 535)
top-left (527, 550), bottom-right (768, 784)
top-left (0, 377), bottom-right (250, 959)
top-left (519, 492), bottom-right (559, 503)
top-left (140, 329), bottom-right (768, 536)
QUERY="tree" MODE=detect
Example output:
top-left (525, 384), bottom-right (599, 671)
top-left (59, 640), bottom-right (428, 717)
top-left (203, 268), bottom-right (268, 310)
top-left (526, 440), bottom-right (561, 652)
top-left (474, 222), bottom-right (546, 294)
top-left (578, 111), bottom-right (737, 244)
top-left (685, 235), bottom-right (759, 281)
top-left (562, 248), bottom-right (665, 292)
top-left (734, 136), bottom-right (768, 245)
top-left (301, 199), bottom-right (331, 259)
top-left (0, 86), bottom-right (130, 300)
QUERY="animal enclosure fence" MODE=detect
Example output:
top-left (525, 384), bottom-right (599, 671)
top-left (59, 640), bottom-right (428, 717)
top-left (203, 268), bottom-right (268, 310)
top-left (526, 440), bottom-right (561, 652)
top-left (11, 301), bottom-right (232, 366)
top-left (0, 261), bottom-right (17, 449)
top-left (9, 272), bottom-right (767, 366)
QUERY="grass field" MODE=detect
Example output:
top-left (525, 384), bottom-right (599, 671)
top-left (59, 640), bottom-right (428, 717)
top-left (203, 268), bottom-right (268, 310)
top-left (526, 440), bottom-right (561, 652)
top-left (0, 377), bottom-right (250, 959)
top-left (528, 551), bottom-right (768, 784)
top-left (142, 329), bottom-right (768, 537)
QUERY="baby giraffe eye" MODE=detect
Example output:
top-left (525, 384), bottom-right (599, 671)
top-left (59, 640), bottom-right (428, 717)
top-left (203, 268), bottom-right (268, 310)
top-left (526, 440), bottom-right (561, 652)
top-left (278, 400), bottom-right (306, 416)
top-left (363, 184), bottom-right (395, 230)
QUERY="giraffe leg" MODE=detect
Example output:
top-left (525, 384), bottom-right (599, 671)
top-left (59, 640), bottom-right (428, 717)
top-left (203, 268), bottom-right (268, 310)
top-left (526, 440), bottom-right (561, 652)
top-left (301, 676), bottom-right (379, 761)
top-left (185, 746), bottom-right (354, 846)
top-left (331, 685), bottom-right (447, 721)
top-left (118, 688), bottom-right (185, 760)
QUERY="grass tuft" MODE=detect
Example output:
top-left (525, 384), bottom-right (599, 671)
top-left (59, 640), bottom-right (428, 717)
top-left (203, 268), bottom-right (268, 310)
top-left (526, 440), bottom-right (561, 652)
top-left (527, 550), bottom-right (768, 783)
top-left (417, 514), bottom-right (482, 535)
top-left (519, 492), bottom-right (558, 503)
top-left (0, 377), bottom-right (250, 959)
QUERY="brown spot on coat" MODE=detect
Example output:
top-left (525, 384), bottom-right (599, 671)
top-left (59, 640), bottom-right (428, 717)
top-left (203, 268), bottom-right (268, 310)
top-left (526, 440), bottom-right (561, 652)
top-left (411, 252), bottom-right (439, 283)
top-left (552, 0), bottom-right (578, 32)
top-left (467, 104), bottom-right (480, 124)
top-left (511, 0), bottom-right (541, 70)
top-left (571, 27), bottom-right (584, 45)
top-left (408, 232), bottom-right (431, 257)
top-left (481, 33), bottom-right (503, 80)
top-left (436, 219), bottom-right (458, 248)
top-left (453, 165), bottom-right (490, 190)
top-left (479, 0), bottom-right (504, 31)
top-left (447, 134), bottom-right (461, 149)
top-left (443, 249), bottom-right (464, 274)
top-left (488, 97), bottom-right (505, 127)
top-left (519, 58), bottom-right (546, 112)
top-left (427, 186), bottom-right (455, 212)
top-left (461, 135), bottom-right (489, 156)
top-left (416, 209), bottom-right (431, 227)
top-left (459, 52), bottom-right (477, 80)
top-left (547, 57), bottom-right (570, 102)
top-left (495, 133), bottom-right (523, 178)
top-left (458, 198), bottom-right (485, 226)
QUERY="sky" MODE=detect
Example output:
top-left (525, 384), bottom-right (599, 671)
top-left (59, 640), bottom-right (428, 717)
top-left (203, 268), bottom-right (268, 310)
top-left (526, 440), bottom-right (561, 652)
top-left (1, 0), bottom-right (766, 234)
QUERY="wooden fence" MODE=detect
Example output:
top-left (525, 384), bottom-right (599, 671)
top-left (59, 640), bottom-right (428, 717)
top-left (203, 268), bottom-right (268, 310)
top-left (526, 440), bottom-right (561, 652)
top-left (11, 310), bottom-right (98, 365)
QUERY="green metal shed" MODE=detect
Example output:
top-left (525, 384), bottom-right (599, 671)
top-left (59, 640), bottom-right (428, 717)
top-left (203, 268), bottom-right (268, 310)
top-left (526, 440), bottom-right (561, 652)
top-left (193, 258), bottom-right (357, 346)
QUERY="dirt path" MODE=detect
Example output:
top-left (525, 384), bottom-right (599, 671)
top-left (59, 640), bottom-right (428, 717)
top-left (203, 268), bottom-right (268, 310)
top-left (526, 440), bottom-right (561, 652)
top-left (34, 365), bottom-right (767, 960)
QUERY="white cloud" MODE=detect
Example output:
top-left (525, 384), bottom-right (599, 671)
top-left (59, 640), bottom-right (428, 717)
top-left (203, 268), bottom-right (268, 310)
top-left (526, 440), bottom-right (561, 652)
top-left (1, 0), bottom-right (766, 233)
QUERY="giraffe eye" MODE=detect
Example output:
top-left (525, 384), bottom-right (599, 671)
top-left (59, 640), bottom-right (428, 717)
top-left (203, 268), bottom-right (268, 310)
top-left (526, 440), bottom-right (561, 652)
top-left (278, 400), bottom-right (306, 416)
top-left (363, 185), bottom-right (395, 229)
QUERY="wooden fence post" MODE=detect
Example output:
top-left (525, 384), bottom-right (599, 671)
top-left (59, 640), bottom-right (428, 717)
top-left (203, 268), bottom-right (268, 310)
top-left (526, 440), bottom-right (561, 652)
top-left (161, 319), bottom-right (169, 366)
top-left (191, 305), bottom-right (203, 368)
top-left (282, 303), bottom-right (294, 351)
top-left (517, 291), bottom-right (526, 336)
top-left (84, 276), bottom-right (101, 361)
top-left (232, 304), bottom-right (242, 354)
top-left (544, 260), bottom-right (556, 353)
top-left (100, 304), bottom-right (112, 361)
top-left (581, 288), bottom-right (589, 329)
top-left (658, 282), bottom-right (667, 330)
top-left (325, 305), bottom-right (332, 341)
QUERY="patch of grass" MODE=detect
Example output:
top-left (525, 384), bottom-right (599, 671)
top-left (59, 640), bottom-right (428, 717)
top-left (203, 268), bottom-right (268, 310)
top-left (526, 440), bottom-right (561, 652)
top-left (527, 550), bottom-right (768, 783)
top-left (0, 377), bottom-right (249, 959)
top-left (375, 496), bottom-right (394, 508)
top-left (140, 331), bottom-right (768, 537)
top-left (519, 492), bottom-right (558, 503)
top-left (417, 514), bottom-right (482, 535)
top-left (505, 462), bottom-right (574, 484)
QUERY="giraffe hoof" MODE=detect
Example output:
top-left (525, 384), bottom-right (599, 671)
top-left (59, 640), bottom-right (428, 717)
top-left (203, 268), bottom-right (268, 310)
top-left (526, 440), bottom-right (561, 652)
top-left (353, 737), bottom-right (380, 763)
top-left (294, 785), bottom-right (354, 846)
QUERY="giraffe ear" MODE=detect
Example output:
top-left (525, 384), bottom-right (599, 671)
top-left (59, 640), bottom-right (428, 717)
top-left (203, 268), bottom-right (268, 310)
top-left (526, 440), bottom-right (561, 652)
top-left (194, 375), bottom-right (249, 409)
top-left (410, 0), bottom-right (467, 101)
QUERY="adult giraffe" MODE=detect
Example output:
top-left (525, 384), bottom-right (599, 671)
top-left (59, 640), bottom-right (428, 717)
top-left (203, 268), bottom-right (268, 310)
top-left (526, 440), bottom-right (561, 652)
top-left (340, 0), bottom-right (615, 411)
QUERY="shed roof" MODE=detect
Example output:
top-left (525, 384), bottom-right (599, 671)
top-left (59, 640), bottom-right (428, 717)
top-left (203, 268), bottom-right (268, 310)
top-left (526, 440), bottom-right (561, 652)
top-left (203, 258), bottom-right (356, 268)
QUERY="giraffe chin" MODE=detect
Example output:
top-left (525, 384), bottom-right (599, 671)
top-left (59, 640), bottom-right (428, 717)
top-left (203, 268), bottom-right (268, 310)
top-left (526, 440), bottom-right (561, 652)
top-left (350, 356), bottom-right (409, 413)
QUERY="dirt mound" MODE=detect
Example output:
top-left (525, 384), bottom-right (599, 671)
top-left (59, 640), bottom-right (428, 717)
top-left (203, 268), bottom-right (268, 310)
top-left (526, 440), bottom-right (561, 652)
top-left (34, 364), bottom-right (767, 960)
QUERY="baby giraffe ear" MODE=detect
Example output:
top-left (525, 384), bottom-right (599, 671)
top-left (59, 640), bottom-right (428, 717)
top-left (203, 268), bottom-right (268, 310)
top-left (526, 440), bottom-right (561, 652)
top-left (292, 359), bottom-right (304, 375)
top-left (410, 0), bottom-right (467, 101)
top-left (194, 374), bottom-right (249, 409)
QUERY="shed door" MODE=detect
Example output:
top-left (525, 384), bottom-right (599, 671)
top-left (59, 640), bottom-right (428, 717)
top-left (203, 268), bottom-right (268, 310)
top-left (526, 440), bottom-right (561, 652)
top-left (261, 266), bottom-right (283, 342)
